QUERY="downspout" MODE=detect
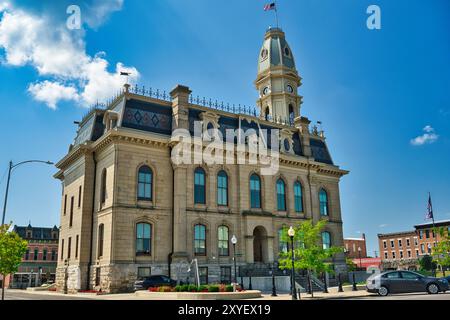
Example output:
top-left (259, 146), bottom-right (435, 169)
top-left (168, 146), bottom-right (174, 278)
top-left (86, 151), bottom-right (97, 289)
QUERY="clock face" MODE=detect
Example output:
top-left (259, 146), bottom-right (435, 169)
top-left (262, 87), bottom-right (270, 96)
top-left (287, 85), bottom-right (294, 93)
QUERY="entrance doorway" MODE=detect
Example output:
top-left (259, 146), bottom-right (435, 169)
top-left (253, 226), bottom-right (268, 263)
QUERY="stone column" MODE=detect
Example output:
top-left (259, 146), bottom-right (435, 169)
top-left (170, 85), bottom-right (192, 281)
top-left (245, 236), bottom-right (254, 263)
top-left (295, 116), bottom-right (312, 157)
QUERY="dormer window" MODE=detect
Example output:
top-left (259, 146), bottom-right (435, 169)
top-left (284, 47), bottom-right (291, 57)
top-left (261, 48), bottom-right (268, 60)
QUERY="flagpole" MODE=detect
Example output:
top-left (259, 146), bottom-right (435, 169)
top-left (275, 6), bottom-right (279, 28)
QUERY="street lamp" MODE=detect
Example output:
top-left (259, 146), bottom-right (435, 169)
top-left (358, 247), bottom-right (362, 270)
top-left (288, 226), bottom-right (298, 300)
top-left (2, 160), bottom-right (54, 225)
top-left (231, 235), bottom-right (237, 286)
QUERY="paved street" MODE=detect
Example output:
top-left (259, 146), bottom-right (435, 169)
top-left (346, 292), bottom-right (450, 300)
top-left (2, 290), bottom-right (93, 300)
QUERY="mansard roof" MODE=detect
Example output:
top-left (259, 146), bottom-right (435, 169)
top-left (69, 87), bottom-right (334, 166)
top-left (13, 225), bottom-right (59, 241)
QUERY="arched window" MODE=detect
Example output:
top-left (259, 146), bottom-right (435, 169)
top-left (322, 232), bottom-right (331, 250)
top-left (138, 166), bottom-right (153, 201)
top-left (136, 223), bottom-right (152, 255)
top-left (250, 174), bottom-right (261, 209)
top-left (276, 179), bottom-right (286, 211)
top-left (294, 181), bottom-right (303, 213)
top-left (194, 224), bottom-right (206, 256)
top-left (278, 228), bottom-right (288, 253)
top-left (265, 107), bottom-right (270, 121)
top-left (98, 224), bottom-right (104, 258)
top-left (217, 171), bottom-right (228, 206)
top-left (194, 168), bottom-right (206, 204)
top-left (319, 189), bottom-right (329, 216)
top-left (218, 226), bottom-right (229, 256)
top-left (34, 248), bottom-right (39, 261)
top-left (100, 169), bottom-right (107, 204)
top-left (289, 104), bottom-right (295, 124)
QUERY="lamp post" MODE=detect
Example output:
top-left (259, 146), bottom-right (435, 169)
top-left (358, 247), bottom-right (362, 270)
top-left (288, 226), bottom-right (298, 300)
top-left (2, 160), bottom-right (54, 225)
top-left (231, 235), bottom-right (237, 286)
top-left (271, 262), bottom-right (277, 297)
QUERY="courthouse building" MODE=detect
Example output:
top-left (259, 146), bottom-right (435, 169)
top-left (54, 27), bottom-right (349, 293)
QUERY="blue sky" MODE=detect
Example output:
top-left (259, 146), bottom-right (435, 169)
top-left (0, 0), bottom-right (449, 256)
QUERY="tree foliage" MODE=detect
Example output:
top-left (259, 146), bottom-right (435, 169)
top-left (419, 254), bottom-right (437, 272)
top-left (277, 219), bottom-right (343, 275)
top-left (346, 258), bottom-right (357, 272)
top-left (0, 223), bottom-right (28, 300)
top-left (432, 227), bottom-right (450, 270)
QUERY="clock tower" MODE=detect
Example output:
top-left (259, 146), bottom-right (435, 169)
top-left (255, 27), bottom-right (303, 125)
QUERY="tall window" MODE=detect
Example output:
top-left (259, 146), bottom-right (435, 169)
top-left (278, 229), bottom-right (288, 253)
top-left (250, 174), bottom-right (261, 209)
top-left (63, 194), bottom-right (67, 215)
top-left (98, 224), bottom-right (104, 258)
top-left (217, 171), bottom-right (228, 206)
top-left (220, 267), bottom-right (232, 284)
top-left (319, 189), bottom-right (329, 216)
top-left (75, 235), bottom-right (79, 258)
top-left (69, 196), bottom-right (74, 227)
top-left (100, 169), bottom-right (107, 204)
top-left (136, 223), bottom-right (152, 255)
top-left (194, 168), bottom-right (206, 204)
top-left (78, 185), bottom-right (82, 208)
top-left (194, 224), bottom-right (206, 256)
top-left (34, 248), bottom-right (39, 261)
top-left (61, 239), bottom-right (64, 261)
top-left (294, 181), bottom-right (303, 213)
top-left (138, 166), bottom-right (153, 201)
top-left (276, 179), bottom-right (286, 211)
top-left (25, 250), bottom-right (29, 260)
top-left (51, 250), bottom-right (56, 261)
top-left (322, 232), bottom-right (331, 249)
top-left (218, 226), bottom-right (229, 256)
top-left (43, 249), bottom-right (47, 261)
top-left (67, 237), bottom-right (72, 259)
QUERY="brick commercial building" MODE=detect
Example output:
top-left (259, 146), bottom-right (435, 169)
top-left (344, 234), bottom-right (367, 259)
top-left (4, 225), bottom-right (59, 289)
top-left (54, 27), bottom-right (349, 293)
top-left (378, 220), bottom-right (450, 271)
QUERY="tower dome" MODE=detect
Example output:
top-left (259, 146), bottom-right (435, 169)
top-left (255, 27), bottom-right (302, 124)
top-left (257, 27), bottom-right (296, 74)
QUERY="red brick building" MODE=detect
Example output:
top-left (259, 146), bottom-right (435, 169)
top-left (3, 224), bottom-right (59, 289)
top-left (344, 234), bottom-right (368, 259)
top-left (378, 220), bottom-right (450, 271)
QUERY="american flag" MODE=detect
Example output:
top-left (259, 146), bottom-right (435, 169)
top-left (426, 193), bottom-right (434, 220)
top-left (264, 3), bottom-right (276, 11)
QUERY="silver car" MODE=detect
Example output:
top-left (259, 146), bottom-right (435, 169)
top-left (366, 271), bottom-right (449, 296)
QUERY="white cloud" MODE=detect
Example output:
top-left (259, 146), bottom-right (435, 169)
top-left (28, 81), bottom-right (79, 109)
top-left (0, 1), bottom-right (139, 109)
top-left (410, 125), bottom-right (439, 146)
top-left (379, 224), bottom-right (388, 228)
top-left (0, 1), bottom-right (9, 12)
top-left (83, 0), bottom-right (124, 28)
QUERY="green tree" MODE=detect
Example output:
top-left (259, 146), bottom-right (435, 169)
top-left (419, 254), bottom-right (437, 274)
top-left (432, 227), bottom-right (450, 276)
top-left (346, 258), bottom-right (357, 272)
top-left (277, 219), bottom-right (343, 297)
top-left (0, 224), bottom-right (28, 300)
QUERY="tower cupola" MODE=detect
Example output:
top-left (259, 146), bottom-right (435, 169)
top-left (255, 27), bottom-right (303, 125)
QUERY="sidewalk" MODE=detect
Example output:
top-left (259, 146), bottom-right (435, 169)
top-left (6, 285), bottom-right (376, 300)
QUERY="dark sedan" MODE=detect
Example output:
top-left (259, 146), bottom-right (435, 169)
top-left (134, 275), bottom-right (177, 291)
top-left (366, 271), bottom-right (449, 296)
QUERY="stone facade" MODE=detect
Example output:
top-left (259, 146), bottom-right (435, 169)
top-left (54, 27), bottom-right (349, 293)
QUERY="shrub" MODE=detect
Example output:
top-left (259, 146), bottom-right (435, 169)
top-left (175, 284), bottom-right (189, 292)
top-left (149, 287), bottom-right (158, 292)
top-left (225, 285), bottom-right (234, 292)
top-left (208, 285), bottom-right (220, 292)
top-left (198, 285), bottom-right (208, 292)
top-left (158, 286), bottom-right (174, 292)
top-left (187, 284), bottom-right (198, 292)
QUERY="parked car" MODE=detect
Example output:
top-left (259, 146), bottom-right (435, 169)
top-left (134, 275), bottom-right (177, 291)
top-left (366, 271), bottom-right (449, 296)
